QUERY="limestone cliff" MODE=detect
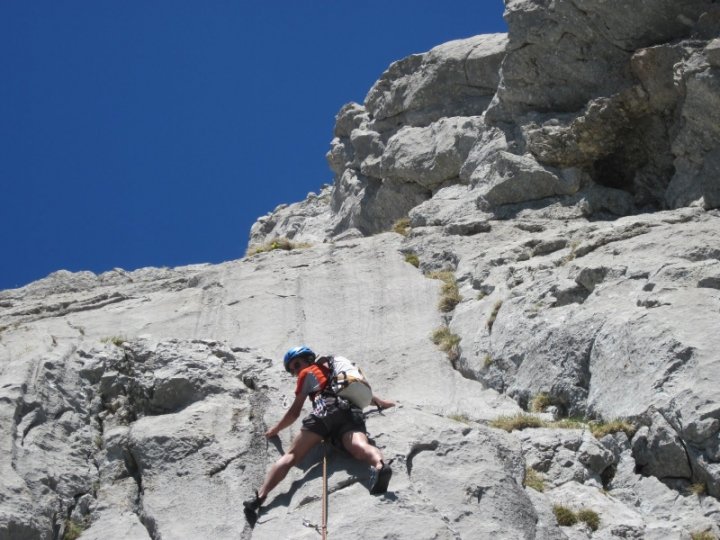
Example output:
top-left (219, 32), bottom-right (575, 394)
top-left (3, 1), bottom-right (720, 539)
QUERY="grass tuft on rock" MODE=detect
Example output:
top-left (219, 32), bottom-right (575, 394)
top-left (553, 418), bottom-right (585, 429)
top-left (552, 505), bottom-right (577, 527)
top-left (524, 468), bottom-right (545, 492)
top-left (577, 509), bottom-right (600, 531)
top-left (491, 413), bottom-right (588, 432)
top-left (589, 419), bottom-right (637, 439)
top-left (490, 413), bottom-right (545, 432)
top-left (431, 326), bottom-right (461, 361)
top-left (63, 520), bottom-right (85, 540)
top-left (530, 393), bottom-right (555, 413)
top-left (447, 413), bottom-right (472, 425)
top-left (404, 252), bottom-right (420, 268)
top-left (246, 237), bottom-right (310, 257)
top-left (487, 300), bottom-right (503, 331)
top-left (552, 505), bottom-right (600, 531)
top-left (392, 217), bottom-right (411, 236)
top-left (427, 271), bottom-right (462, 312)
top-left (691, 531), bottom-right (717, 540)
top-left (559, 239), bottom-right (582, 266)
top-left (101, 336), bottom-right (127, 347)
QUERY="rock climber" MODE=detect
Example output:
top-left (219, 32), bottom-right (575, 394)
top-left (243, 346), bottom-right (395, 520)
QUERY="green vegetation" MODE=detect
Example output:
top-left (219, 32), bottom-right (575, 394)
top-left (483, 354), bottom-right (493, 368)
top-left (589, 419), bottom-right (637, 440)
top-left (101, 336), bottom-right (127, 347)
top-left (487, 300), bottom-right (503, 331)
top-left (447, 413), bottom-right (472, 425)
top-left (553, 418), bottom-right (586, 429)
top-left (559, 239), bottom-right (582, 266)
top-left (490, 413), bottom-right (586, 432)
top-left (490, 413), bottom-right (545, 432)
top-left (392, 217), bottom-right (411, 236)
top-left (524, 468), bottom-right (545, 492)
top-left (431, 326), bottom-right (461, 362)
top-left (691, 531), bottom-right (717, 540)
top-left (496, 415), bottom-right (637, 440)
top-left (63, 520), bottom-right (85, 540)
top-left (530, 393), bottom-right (555, 413)
top-left (404, 252), bottom-right (420, 268)
top-left (245, 237), bottom-right (311, 257)
top-left (577, 509), bottom-right (600, 531)
top-left (427, 271), bottom-right (462, 312)
top-left (552, 505), bottom-right (577, 526)
top-left (552, 506), bottom-right (600, 531)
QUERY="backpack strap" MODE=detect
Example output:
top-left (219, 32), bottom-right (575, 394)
top-left (313, 356), bottom-right (338, 397)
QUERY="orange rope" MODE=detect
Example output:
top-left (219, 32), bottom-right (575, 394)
top-left (321, 441), bottom-right (328, 540)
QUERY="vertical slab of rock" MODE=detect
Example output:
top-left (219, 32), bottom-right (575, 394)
top-left (669, 64), bottom-right (720, 208)
top-left (489, 0), bottom-right (710, 120)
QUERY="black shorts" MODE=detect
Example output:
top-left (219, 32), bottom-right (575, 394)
top-left (301, 403), bottom-right (366, 443)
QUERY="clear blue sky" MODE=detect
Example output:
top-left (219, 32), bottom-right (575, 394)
top-left (1, 2), bottom-right (506, 291)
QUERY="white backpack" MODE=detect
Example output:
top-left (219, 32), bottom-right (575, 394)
top-left (322, 355), bottom-right (373, 409)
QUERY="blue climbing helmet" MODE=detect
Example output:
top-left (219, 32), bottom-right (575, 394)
top-left (283, 346), bottom-right (316, 373)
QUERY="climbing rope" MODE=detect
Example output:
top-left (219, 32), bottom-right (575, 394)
top-left (321, 440), bottom-right (328, 540)
top-left (300, 442), bottom-right (330, 538)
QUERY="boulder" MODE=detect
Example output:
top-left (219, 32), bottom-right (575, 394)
top-left (632, 413), bottom-right (692, 480)
top-left (248, 185), bottom-right (334, 245)
top-left (372, 117), bottom-right (484, 188)
top-left (475, 152), bottom-right (582, 207)
top-left (365, 33), bottom-right (507, 125)
top-left (518, 428), bottom-right (615, 488)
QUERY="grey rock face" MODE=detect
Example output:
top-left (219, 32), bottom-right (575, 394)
top-left (259, 35), bottom-right (511, 243)
top-left (488, 0), bottom-right (711, 120)
top-left (4, 218), bottom-right (720, 538)
top-left (669, 63), bottom-right (720, 208)
top-left (1, 235), bottom-right (533, 539)
top-left (253, 0), bottom-right (720, 248)
top-left (328, 169), bottom-right (430, 236)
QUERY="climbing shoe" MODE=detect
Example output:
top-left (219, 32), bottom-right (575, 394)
top-left (369, 462), bottom-right (392, 495)
top-left (243, 491), bottom-right (265, 522)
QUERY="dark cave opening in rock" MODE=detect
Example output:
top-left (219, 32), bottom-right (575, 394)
top-left (593, 153), bottom-right (638, 193)
top-left (590, 133), bottom-right (674, 211)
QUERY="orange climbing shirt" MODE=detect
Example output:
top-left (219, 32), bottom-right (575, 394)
top-left (295, 362), bottom-right (332, 400)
